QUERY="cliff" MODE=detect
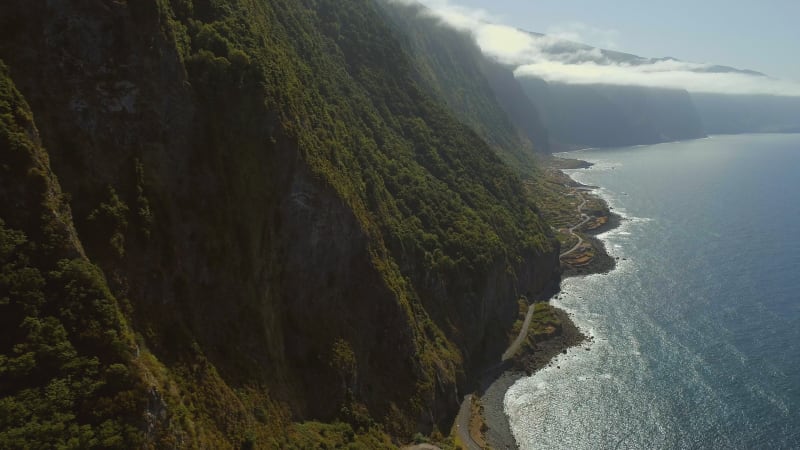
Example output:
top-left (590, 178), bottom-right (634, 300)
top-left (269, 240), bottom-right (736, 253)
top-left (0, 0), bottom-right (559, 447)
top-left (518, 77), bottom-right (707, 148)
top-left (479, 58), bottom-right (551, 153)
top-left (377, 0), bottom-right (551, 164)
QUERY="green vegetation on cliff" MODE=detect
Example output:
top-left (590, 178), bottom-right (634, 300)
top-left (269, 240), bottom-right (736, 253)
top-left (0, 0), bottom-right (558, 446)
top-left (0, 61), bottom-right (145, 448)
top-left (378, 0), bottom-right (549, 167)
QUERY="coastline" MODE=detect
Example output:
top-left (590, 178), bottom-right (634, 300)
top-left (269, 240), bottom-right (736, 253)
top-left (478, 160), bottom-right (622, 450)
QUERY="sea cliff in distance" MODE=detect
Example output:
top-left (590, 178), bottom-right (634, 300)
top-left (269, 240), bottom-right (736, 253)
top-left (509, 31), bottom-right (800, 149)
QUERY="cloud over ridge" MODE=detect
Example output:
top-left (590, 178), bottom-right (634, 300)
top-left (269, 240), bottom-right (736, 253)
top-left (399, 0), bottom-right (800, 97)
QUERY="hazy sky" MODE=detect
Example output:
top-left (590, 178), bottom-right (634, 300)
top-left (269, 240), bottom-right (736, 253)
top-left (415, 0), bottom-right (800, 82)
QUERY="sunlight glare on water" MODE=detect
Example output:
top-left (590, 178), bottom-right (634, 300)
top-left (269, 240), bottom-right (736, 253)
top-left (506, 134), bottom-right (800, 449)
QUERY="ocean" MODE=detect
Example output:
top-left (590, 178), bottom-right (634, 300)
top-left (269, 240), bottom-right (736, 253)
top-left (505, 134), bottom-right (800, 449)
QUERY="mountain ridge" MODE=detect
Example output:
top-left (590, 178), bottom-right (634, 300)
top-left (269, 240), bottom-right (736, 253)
top-left (516, 28), bottom-right (767, 77)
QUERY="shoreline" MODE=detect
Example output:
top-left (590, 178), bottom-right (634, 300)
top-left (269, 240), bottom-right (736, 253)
top-left (479, 308), bottom-right (589, 450)
top-left (478, 160), bottom-right (622, 450)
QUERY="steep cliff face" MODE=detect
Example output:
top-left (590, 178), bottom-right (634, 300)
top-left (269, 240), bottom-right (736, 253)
top-left (0, 0), bottom-right (558, 446)
top-left (377, 0), bottom-right (550, 166)
top-left (518, 77), bottom-right (707, 148)
top-left (0, 60), bottom-right (161, 448)
top-left (479, 58), bottom-right (551, 153)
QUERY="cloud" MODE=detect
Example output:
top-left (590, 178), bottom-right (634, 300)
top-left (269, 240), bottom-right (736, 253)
top-left (403, 0), bottom-right (800, 97)
top-left (546, 22), bottom-right (621, 50)
top-left (515, 60), bottom-right (800, 96)
top-left (390, 0), bottom-right (495, 31)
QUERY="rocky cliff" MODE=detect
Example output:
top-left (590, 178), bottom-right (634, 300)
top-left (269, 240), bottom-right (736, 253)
top-left (518, 77), bottom-right (707, 148)
top-left (479, 58), bottom-right (551, 153)
top-left (378, 0), bottom-right (550, 165)
top-left (0, 0), bottom-right (559, 447)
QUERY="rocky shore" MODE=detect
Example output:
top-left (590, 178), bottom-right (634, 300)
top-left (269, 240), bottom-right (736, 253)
top-left (479, 308), bottom-right (589, 450)
top-left (475, 163), bottom-right (621, 450)
top-left (562, 234), bottom-right (618, 278)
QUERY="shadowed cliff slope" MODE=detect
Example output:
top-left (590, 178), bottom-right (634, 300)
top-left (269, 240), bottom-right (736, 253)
top-left (518, 78), bottom-right (707, 148)
top-left (0, 60), bottom-right (153, 448)
top-left (378, 0), bottom-right (551, 164)
top-left (0, 0), bottom-right (558, 446)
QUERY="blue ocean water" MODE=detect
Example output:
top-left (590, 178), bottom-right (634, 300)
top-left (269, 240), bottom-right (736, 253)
top-left (506, 134), bottom-right (800, 449)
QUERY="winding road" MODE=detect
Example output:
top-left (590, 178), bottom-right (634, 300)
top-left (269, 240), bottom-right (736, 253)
top-left (559, 189), bottom-right (591, 258)
top-left (453, 187), bottom-right (596, 448)
top-left (502, 301), bottom-right (535, 362)
top-left (453, 296), bottom-right (541, 449)
top-left (452, 186), bottom-right (597, 448)
top-left (451, 187), bottom-right (595, 448)
top-left (454, 394), bottom-right (482, 450)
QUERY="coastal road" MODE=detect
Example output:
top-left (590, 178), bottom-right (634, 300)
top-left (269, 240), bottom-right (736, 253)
top-left (560, 190), bottom-right (591, 258)
top-left (502, 300), bottom-right (536, 361)
top-left (453, 188), bottom-right (591, 449)
top-left (454, 298), bottom-right (538, 450)
top-left (453, 204), bottom-right (595, 450)
top-left (454, 394), bottom-right (482, 450)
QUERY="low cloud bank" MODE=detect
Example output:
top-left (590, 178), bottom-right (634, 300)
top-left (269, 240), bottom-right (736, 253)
top-left (515, 60), bottom-right (800, 96)
top-left (399, 0), bottom-right (800, 96)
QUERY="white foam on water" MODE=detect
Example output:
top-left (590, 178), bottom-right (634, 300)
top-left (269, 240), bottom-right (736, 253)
top-left (506, 137), bottom-right (800, 449)
top-left (504, 153), bottom-right (666, 449)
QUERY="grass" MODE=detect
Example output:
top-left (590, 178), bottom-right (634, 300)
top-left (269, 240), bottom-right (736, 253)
top-left (516, 302), bottom-right (563, 353)
top-left (468, 396), bottom-right (488, 449)
top-left (507, 296), bottom-right (529, 345)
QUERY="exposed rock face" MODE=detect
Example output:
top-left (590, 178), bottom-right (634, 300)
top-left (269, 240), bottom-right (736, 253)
top-left (278, 163), bottom-right (423, 421)
top-left (0, 0), bottom-right (560, 445)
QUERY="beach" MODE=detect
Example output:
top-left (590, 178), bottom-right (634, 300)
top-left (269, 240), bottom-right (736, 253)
top-left (476, 160), bottom-right (621, 450)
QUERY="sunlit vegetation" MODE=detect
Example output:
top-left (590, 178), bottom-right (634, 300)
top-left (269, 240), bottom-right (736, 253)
top-left (378, 0), bottom-right (541, 169)
top-left (168, 0), bottom-right (553, 437)
top-left (517, 302), bottom-right (563, 354)
top-left (0, 0), bottom-right (560, 446)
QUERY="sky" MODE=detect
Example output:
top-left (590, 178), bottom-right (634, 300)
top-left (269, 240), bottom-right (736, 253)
top-left (407, 0), bottom-right (800, 96)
